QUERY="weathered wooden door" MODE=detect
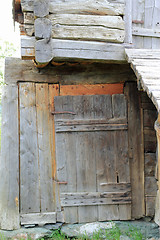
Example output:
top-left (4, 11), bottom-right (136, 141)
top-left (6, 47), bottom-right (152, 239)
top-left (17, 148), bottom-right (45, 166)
top-left (54, 94), bottom-right (131, 223)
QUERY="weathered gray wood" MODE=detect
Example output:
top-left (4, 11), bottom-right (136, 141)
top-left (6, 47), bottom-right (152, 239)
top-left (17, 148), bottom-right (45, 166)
top-left (36, 84), bottom-right (55, 212)
top-left (35, 39), bottom-right (53, 63)
top-left (49, 14), bottom-right (124, 29)
top-left (99, 183), bottom-right (131, 192)
top-left (61, 197), bottom-right (131, 207)
top-left (56, 118), bottom-right (127, 126)
top-left (112, 94), bottom-right (127, 119)
top-left (125, 49), bottom-right (160, 114)
top-left (145, 153), bottom-right (157, 177)
top-left (132, 0), bottom-right (144, 49)
top-left (55, 123), bottom-right (128, 132)
top-left (0, 84), bottom-right (19, 230)
top-left (35, 39), bottom-right (127, 63)
top-left (51, 25), bottom-right (125, 43)
top-left (145, 196), bottom-right (156, 217)
top-left (21, 0), bottom-right (125, 15)
top-left (145, 177), bottom-right (158, 196)
top-left (34, 0), bottom-right (49, 17)
top-left (125, 49), bottom-right (160, 63)
top-left (19, 83), bottom-right (40, 214)
top-left (5, 57), bottom-right (136, 84)
top-left (21, 212), bottom-right (56, 225)
top-left (35, 18), bottom-right (52, 40)
top-left (21, 36), bottom-right (35, 59)
top-left (61, 191), bottom-right (131, 199)
top-left (54, 96), bottom-right (78, 223)
top-left (54, 94), bottom-right (131, 223)
top-left (133, 27), bottom-right (160, 38)
top-left (124, 0), bottom-right (132, 43)
top-left (125, 82), bottom-right (145, 219)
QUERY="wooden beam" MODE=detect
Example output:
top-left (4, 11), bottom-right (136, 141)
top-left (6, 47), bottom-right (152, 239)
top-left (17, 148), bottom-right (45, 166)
top-left (5, 57), bottom-right (136, 84)
top-left (34, 38), bottom-right (127, 63)
top-left (0, 84), bottom-right (20, 230)
top-left (21, 0), bottom-right (125, 16)
top-left (34, 0), bottom-right (49, 18)
top-left (21, 212), bottom-right (56, 225)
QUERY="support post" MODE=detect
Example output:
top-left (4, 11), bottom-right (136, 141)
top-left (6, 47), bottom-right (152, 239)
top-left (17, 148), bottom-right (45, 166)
top-left (154, 115), bottom-right (160, 225)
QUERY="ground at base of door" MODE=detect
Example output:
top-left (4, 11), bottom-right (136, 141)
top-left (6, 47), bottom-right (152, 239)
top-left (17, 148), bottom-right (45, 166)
top-left (0, 220), bottom-right (159, 239)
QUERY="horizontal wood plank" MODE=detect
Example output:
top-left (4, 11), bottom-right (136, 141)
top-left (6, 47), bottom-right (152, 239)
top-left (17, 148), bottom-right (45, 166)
top-left (55, 118), bottom-right (127, 126)
top-left (61, 197), bottom-right (131, 207)
top-left (61, 191), bottom-right (131, 199)
top-left (55, 123), bottom-right (128, 132)
top-left (21, 212), bottom-right (56, 225)
top-left (35, 38), bottom-right (127, 63)
top-left (133, 27), bottom-right (160, 38)
top-left (60, 84), bottom-right (124, 96)
top-left (21, 0), bottom-right (125, 16)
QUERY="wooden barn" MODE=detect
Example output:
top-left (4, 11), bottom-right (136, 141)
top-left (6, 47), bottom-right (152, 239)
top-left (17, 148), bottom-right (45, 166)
top-left (0, 0), bottom-right (160, 230)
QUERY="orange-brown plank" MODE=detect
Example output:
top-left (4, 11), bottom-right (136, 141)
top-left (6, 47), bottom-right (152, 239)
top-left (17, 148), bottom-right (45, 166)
top-left (60, 84), bottom-right (124, 96)
top-left (48, 84), bottom-right (60, 211)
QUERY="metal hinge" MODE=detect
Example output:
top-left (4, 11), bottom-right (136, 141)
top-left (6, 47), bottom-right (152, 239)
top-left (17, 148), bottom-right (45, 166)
top-left (53, 179), bottom-right (68, 185)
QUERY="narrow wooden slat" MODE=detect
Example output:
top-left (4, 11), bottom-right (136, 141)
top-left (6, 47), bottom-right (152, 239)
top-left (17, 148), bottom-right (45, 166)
top-left (133, 27), bottom-right (160, 38)
top-left (55, 118), bottom-right (127, 126)
top-left (48, 84), bottom-right (61, 216)
top-left (21, 212), bottom-right (56, 225)
top-left (55, 123), bottom-right (128, 132)
top-left (0, 85), bottom-right (19, 230)
top-left (61, 197), bottom-right (131, 207)
top-left (36, 84), bottom-right (55, 212)
top-left (19, 83), bottom-right (40, 214)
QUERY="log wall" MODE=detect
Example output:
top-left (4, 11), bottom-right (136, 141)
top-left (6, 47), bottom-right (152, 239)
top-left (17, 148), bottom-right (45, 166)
top-left (19, 0), bottom-right (129, 63)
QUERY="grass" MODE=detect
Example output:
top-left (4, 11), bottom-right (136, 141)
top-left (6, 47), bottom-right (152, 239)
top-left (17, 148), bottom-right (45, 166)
top-left (46, 224), bottom-right (145, 240)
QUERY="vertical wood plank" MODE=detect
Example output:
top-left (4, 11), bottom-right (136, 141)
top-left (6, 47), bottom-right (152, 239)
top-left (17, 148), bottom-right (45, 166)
top-left (19, 83), bottom-right (40, 214)
top-left (36, 83), bottom-right (55, 212)
top-left (54, 95), bottom-right (78, 223)
top-left (125, 82), bottom-right (145, 219)
top-left (48, 84), bottom-right (61, 218)
top-left (0, 84), bottom-right (20, 230)
top-left (143, 0), bottom-right (153, 48)
top-left (95, 95), bottom-right (120, 221)
top-left (132, 0), bottom-right (144, 48)
top-left (151, 0), bottom-right (160, 49)
top-left (112, 94), bottom-right (131, 220)
top-left (76, 95), bottom-right (97, 223)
